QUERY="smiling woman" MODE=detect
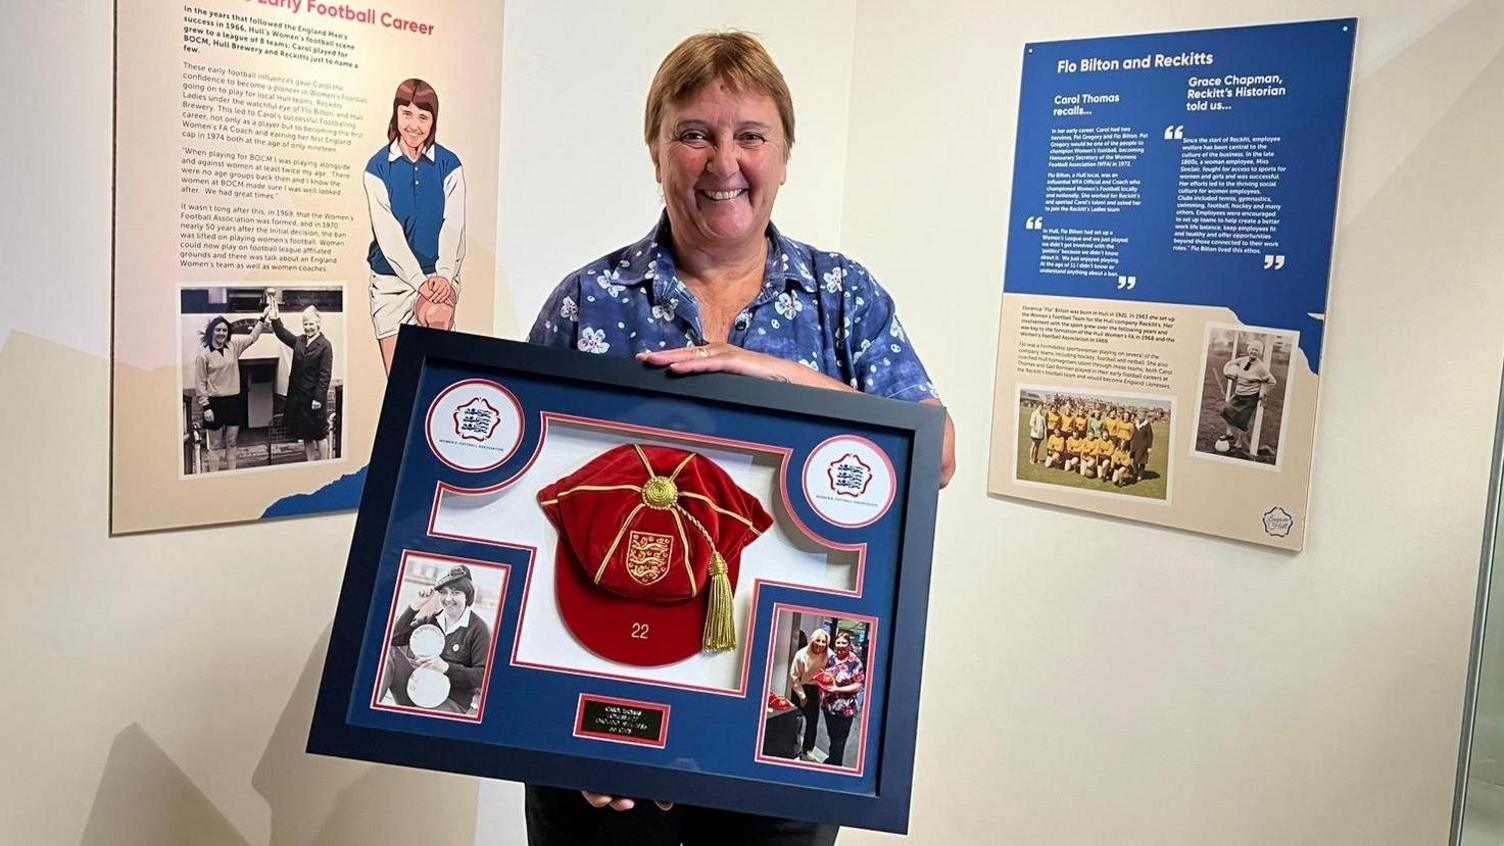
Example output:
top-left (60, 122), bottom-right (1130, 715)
top-left (522, 29), bottom-right (955, 846)
top-left (361, 77), bottom-right (467, 373)
top-left (381, 563), bottom-right (492, 714)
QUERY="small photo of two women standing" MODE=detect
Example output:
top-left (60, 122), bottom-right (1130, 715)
top-left (762, 609), bottom-right (872, 771)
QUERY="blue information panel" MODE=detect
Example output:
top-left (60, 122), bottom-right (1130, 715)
top-left (988, 19), bottom-right (1356, 550)
top-left (309, 328), bottom-right (944, 834)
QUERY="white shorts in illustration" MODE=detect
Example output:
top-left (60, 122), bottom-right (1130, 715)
top-left (369, 272), bottom-right (462, 339)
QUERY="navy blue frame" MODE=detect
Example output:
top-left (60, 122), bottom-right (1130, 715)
top-left (308, 325), bottom-right (944, 833)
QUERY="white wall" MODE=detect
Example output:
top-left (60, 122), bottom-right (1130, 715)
top-left (496, 0), bottom-right (858, 337)
top-left (4, 0), bottom-right (1503, 844)
top-left (836, 1), bottom-right (1504, 843)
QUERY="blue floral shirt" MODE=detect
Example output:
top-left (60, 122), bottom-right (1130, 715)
top-left (527, 213), bottom-right (939, 402)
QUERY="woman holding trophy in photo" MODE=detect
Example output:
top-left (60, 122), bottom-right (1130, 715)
top-left (266, 290), bottom-right (334, 463)
top-left (193, 310), bottom-right (267, 473)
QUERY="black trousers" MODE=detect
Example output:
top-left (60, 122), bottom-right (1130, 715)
top-left (823, 712), bottom-right (854, 768)
top-left (798, 684), bottom-right (822, 754)
top-left (524, 785), bottom-right (838, 846)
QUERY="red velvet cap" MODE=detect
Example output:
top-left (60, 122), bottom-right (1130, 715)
top-left (537, 444), bottom-right (772, 666)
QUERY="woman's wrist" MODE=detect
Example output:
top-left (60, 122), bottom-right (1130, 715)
top-left (776, 357), bottom-right (853, 392)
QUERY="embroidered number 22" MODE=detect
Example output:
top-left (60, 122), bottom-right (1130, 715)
top-left (630, 622), bottom-right (650, 639)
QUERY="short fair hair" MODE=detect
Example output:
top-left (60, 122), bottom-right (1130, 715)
top-left (644, 31), bottom-right (795, 163)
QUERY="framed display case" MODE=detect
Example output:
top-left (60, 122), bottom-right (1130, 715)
top-left (308, 326), bottom-right (945, 833)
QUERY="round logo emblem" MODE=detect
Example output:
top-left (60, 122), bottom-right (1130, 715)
top-left (801, 436), bottom-right (896, 528)
top-left (425, 379), bottom-right (524, 473)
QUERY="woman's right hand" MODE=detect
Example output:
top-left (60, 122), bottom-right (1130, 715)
top-left (409, 587), bottom-right (442, 617)
top-left (203, 409), bottom-right (215, 424)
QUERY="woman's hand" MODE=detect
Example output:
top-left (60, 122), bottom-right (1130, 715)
top-left (636, 344), bottom-right (854, 391)
top-left (311, 399), bottom-right (322, 410)
top-left (203, 409), bottom-right (215, 424)
top-left (637, 344), bottom-right (795, 382)
top-left (410, 587), bottom-right (442, 618)
top-left (580, 791), bottom-right (673, 812)
top-left (639, 346), bottom-right (954, 488)
top-left (794, 689), bottom-right (807, 706)
top-left (419, 656), bottom-right (449, 674)
top-left (420, 276), bottom-right (458, 306)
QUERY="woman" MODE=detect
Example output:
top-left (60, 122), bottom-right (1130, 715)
top-left (523, 30), bottom-right (954, 846)
top-left (194, 313), bottom-right (266, 472)
top-left (788, 628), bottom-right (832, 761)
top-left (1218, 337), bottom-right (1276, 455)
top-left (1130, 410), bottom-right (1153, 476)
top-left (819, 632), bottom-right (866, 769)
top-left (1028, 402), bottom-right (1047, 464)
top-left (385, 564), bottom-right (491, 714)
top-left (362, 77), bottom-right (467, 373)
top-left (270, 303), bottom-right (333, 462)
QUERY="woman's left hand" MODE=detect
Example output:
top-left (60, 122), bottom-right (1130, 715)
top-left (637, 344), bottom-right (802, 384)
top-left (639, 345), bottom-right (953, 488)
top-left (420, 276), bottom-right (457, 306)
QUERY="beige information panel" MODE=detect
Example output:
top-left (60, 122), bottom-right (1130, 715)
top-left (988, 297), bottom-right (1319, 550)
top-left (112, 0), bottom-right (504, 533)
top-left (987, 21), bottom-right (1357, 550)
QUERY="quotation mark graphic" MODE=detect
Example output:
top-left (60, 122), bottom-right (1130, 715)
top-left (1163, 125), bottom-right (1185, 140)
top-left (1262, 254), bottom-right (1287, 270)
top-left (1116, 275), bottom-right (1138, 290)
top-left (1024, 216), bottom-right (1044, 230)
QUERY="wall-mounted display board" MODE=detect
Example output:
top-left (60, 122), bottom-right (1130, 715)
top-left (987, 19), bottom-right (1357, 550)
top-left (111, 0), bottom-right (504, 533)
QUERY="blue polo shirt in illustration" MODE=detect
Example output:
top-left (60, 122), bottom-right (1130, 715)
top-left (362, 139), bottom-right (467, 286)
top-left (528, 214), bottom-right (940, 403)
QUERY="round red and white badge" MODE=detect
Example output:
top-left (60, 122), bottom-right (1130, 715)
top-left (801, 436), bottom-right (896, 528)
top-left (425, 379), bottom-right (524, 473)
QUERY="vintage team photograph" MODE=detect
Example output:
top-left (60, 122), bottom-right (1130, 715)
top-left (177, 285), bottom-right (347, 476)
top-left (1014, 386), bottom-right (1173, 501)
top-left (373, 554), bottom-right (508, 721)
top-left (758, 608), bottom-right (874, 773)
top-left (1192, 324), bottom-right (1296, 467)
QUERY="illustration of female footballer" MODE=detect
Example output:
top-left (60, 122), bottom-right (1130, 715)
top-left (362, 78), bottom-right (467, 373)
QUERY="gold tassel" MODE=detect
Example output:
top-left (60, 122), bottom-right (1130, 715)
top-left (702, 552), bottom-right (736, 652)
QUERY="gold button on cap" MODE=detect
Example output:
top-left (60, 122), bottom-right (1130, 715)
top-left (641, 476), bottom-right (678, 508)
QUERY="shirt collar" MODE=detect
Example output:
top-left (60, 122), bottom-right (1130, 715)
top-left (615, 212), bottom-right (819, 303)
top-left (437, 606), bottom-right (471, 635)
top-left (387, 139), bottom-right (437, 162)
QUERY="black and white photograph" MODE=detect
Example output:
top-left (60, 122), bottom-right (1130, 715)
top-left (177, 285), bottom-right (347, 476)
top-left (1192, 324), bottom-right (1296, 467)
top-left (757, 607), bottom-right (875, 773)
top-left (372, 553), bottom-right (508, 722)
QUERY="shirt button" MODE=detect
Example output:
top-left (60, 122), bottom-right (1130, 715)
top-left (734, 314), bottom-right (750, 331)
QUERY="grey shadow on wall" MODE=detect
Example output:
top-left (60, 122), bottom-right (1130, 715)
top-left (80, 627), bottom-right (484, 846)
top-left (80, 723), bottom-right (250, 846)
top-left (251, 624), bottom-right (481, 846)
